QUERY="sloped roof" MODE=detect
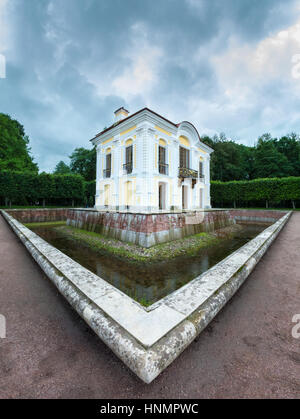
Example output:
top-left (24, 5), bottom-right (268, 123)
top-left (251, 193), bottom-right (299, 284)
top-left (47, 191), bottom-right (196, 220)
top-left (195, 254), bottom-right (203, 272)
top-left (90, 107), bottom-right (213, 153)
top-left (90, 107), bottom-right (178, 142)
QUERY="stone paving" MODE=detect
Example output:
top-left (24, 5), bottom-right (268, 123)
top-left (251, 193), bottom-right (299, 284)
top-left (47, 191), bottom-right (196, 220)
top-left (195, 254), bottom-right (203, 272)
top-left (0, 212), bottom-right (299, 398)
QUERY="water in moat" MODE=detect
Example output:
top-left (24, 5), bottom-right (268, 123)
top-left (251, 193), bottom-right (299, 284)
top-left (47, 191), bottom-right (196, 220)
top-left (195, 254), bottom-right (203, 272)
top-left (29, 223), bottom-right (268, 305)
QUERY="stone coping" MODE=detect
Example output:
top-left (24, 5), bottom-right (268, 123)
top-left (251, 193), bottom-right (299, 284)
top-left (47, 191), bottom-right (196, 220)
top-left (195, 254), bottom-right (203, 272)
top-left (69, 208), bottom-right (228, 215)
top-left (1, 209), bottom-right (291, 383)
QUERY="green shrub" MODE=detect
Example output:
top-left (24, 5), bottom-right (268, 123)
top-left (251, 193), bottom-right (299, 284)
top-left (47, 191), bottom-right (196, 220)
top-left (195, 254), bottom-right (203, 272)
top-left (211, 177), bottom-right (300, 208)
top-left (0, 170), bottom-right (88, 207)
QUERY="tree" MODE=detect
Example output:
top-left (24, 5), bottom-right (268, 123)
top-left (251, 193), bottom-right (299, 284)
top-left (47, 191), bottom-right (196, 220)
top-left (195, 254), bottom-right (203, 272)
top-left (69, 147), bottom-right (96, 181)
top-left (253, 134), bottom-right (293, 178)
top-left (201, 133), bottom-right (254, 181)
top-left (273, 133), bottom-right (300, 176)
top-left (0, 113), bottom-right (38, 173)
top-left (53, 160), bottom-right (71, 175)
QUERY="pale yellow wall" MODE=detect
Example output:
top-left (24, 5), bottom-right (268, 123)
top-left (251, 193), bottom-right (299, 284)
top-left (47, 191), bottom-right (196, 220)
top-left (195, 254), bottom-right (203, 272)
top-left (155, 125), bottom-right (171, 136)
top-left (124, 181), bottom-right (133, 206)
top-left (116, 110), bottom-right (128, 117)
top-left (120, 125), bottom-right (136, 137)
top-left (104, 184), bottom-right (110, 206)
top-left (179, 136), bottom-right (190, 147)
top-left (102, 137), bottom-right (114, 146)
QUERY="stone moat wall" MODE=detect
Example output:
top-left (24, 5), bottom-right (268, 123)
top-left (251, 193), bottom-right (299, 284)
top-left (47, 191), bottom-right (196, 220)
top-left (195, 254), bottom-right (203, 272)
top-left (66, 209), bottom-right (235, 247)
top-left (6, 208), bottom-right (288, 248)
top-left (6, 208), bottom-right (68, 223)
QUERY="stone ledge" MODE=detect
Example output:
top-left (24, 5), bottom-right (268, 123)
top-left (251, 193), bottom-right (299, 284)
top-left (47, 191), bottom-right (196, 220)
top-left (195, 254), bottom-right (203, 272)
top-left (0, 209), bottom-right (291, 383)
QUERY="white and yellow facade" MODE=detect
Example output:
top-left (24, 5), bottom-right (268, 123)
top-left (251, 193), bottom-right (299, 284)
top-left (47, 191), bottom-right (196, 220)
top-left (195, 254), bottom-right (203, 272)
top-left (91, 107), bottom-right (213, 212)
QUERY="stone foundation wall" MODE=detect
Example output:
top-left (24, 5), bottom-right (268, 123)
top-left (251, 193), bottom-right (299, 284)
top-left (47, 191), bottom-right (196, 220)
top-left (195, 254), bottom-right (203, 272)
top-left (66, 209), bottom-right (235, 247)
top-left (229, 209), bottom-right (286, 223)
top-left (6, 208), bottom-right (288, 248)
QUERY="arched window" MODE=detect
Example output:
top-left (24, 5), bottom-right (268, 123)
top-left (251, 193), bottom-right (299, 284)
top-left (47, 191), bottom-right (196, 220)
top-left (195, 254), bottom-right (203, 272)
top-left (158, 139), bottom-right (168, 175)
top-left (179, 135), bottom-right (190, 147)
top-left (124, 139), bottom-right (133, 174)
top-left (199, 158), bottom-right (204, 180)
top-left (104, 148), bottom-right (111, 178)
top-left (179, 136), bottom-right (190, 169)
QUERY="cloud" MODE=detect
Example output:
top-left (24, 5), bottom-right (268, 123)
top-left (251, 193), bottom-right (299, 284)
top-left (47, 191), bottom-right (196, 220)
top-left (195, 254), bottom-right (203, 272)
top-left (0, 0), bottom-right (11, 53)
top-left (111, 23), bottom-right (163, 98)
top-left (1, 0), bottom-right (300, 171)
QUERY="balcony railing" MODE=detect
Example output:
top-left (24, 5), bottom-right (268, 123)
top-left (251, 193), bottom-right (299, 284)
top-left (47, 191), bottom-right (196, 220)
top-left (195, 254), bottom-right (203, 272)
top-left (123, 162), bottom-right (133, 174)
top-left (103, 168), bottom-right (111, 178)
top-left (199, 174), bottom-right (205, 182)
top-left (159, 163), bottom-right (169, 175)
top-left (178, 167), bottom-right (198, 179)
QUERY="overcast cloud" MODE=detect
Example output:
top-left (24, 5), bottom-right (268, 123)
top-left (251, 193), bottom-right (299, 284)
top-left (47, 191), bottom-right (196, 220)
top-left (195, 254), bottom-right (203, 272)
top-left (1, 0), bottom-right (300, 171)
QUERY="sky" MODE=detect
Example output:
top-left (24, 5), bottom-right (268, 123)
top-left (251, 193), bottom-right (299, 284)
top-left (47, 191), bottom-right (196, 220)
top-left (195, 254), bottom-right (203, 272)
top-left (1, 0), bottom-right (300, 172)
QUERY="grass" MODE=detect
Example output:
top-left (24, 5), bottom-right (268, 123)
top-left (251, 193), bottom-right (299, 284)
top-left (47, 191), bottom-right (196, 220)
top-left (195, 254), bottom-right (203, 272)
top-left (27, 222), bottom-right (221, 263)
top-left (24, 221), bottom-right (66, 228)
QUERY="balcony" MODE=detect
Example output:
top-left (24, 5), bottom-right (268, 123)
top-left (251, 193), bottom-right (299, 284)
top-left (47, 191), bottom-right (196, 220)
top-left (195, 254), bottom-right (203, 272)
top-left (103, 168), bottom-right (111, 178)
top-left (123, 162), bottom-right (133, 174)
top-left (178, 167), bottom-right (198, 179)
top-left (159, 163), bottom-right (169, 175)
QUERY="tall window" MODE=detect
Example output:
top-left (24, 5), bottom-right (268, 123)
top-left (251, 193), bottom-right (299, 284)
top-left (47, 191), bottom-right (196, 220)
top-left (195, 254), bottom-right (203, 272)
top-left (124, 145), bottom-right (133, 174)
top-left (179, 146), bottom-right (190, 168)
top-left (199, 161), bottom-right (204, 179)
top-left (104, 153), bottom-right (111, 178)
top-left (158, 146), bottom-right (168, 175)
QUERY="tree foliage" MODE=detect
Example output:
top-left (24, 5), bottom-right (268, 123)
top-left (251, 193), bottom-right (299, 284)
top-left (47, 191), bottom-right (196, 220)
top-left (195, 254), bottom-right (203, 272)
top-left (0, 113), bottom-right (38, 173)
top-left (69, 147), bottom-right (96, 181)
top-left (53, 161), bottom-right (71, 175)
top-left (202, 132), bottom-right (300, 181)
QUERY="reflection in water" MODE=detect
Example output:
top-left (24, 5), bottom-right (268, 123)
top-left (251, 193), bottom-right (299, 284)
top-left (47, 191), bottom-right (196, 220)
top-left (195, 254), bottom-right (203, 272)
top-left (30, 224), bottom-right (268, 304)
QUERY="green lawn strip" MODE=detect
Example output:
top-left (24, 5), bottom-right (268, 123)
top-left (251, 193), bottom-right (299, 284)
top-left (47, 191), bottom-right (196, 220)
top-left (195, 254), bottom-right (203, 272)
top-left (24, 221), bottom-right (66, 228)
top-left (54, 225), bottom-right (220, 263)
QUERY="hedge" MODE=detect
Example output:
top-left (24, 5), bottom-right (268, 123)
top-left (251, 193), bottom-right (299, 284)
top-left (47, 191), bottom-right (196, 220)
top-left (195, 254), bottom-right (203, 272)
top-left (0, 171), bottom-right (87, 207)
top-left (84, 180), bottom-right (96, 207)
top-left (211, 177), bottom-right (300, 208)
top-left (1, 171), bottom-right (299, 209)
